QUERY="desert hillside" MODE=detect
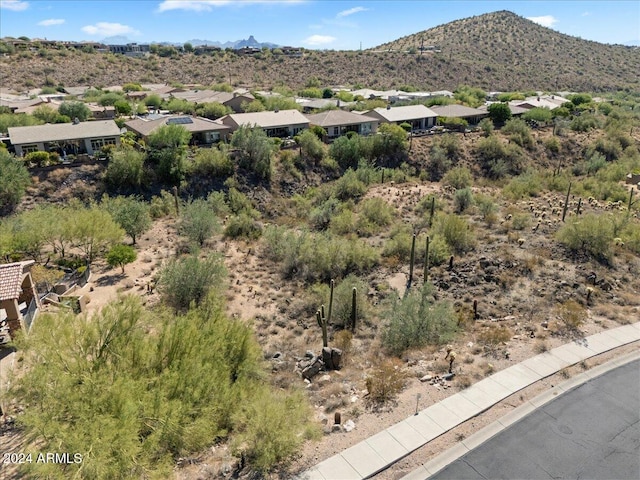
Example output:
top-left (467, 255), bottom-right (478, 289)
top-left (1, 11), bottom-right (639, 93)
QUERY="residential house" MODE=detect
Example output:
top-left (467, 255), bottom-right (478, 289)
top-left (8, 120), bottom-right (121, 157)
top-left (513, 95), bottom-right (570, 110)
top-left (295, 98), bottom-right (356, 113)
top-left (124, 114), bottom-right (231, 145)
top-left (0, 261), bottom-right (40, 341)
top-left (171, 90), bottom-right (255, 113)
top-left (305, 110), bottom-right (378, 139)
top-left (430, 104), bottom-right (489, 125)
top-left (478, 103), bottom-right (529, 117)
top-left (219, 109), bottom-right (309, 138)
top-left (364, 105), bottom-right (438, 131)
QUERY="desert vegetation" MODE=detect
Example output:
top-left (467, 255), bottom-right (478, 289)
top-left (1, 16), bottom-right (640, 478)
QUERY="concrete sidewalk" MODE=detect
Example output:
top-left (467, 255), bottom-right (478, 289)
top-left (297, 322), bottom-right (640, 480)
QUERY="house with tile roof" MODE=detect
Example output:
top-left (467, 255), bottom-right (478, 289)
top-left (364, 105), bottom-right (438, 131)
top-left (304, 110), bottom-right (379, 139)
top-left (0, 261), bottom-right (40, 341)
top-left (8, 120), bottom-right (121, 157)
top-left (124, 114), bottom-right (231, 145)
top-left (219, 109), bottom-right (309, 138)
top-left (170, 90), bottom-right (255, 113)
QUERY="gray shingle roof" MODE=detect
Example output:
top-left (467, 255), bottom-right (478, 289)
top-left (368, 105), bottom-right (437, 122)
top-left (124, 115), bottom-right (230, 137)
top-left (8, 120), bottom-right (121, 145)
top-left (220, 109), bottom-right (309, 129)
top-left (430, 104), bottom-right (488, 118)
top-left (304, 110), bottom-right (378, 127)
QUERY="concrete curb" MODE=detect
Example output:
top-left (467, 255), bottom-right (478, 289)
top-left (403, 348), bottom-right (640, 479)
top-left (297, 322), bottom-right (640, 480)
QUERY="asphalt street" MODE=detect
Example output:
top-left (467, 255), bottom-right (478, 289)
top-left (430, 358), bottom-right (640, 480)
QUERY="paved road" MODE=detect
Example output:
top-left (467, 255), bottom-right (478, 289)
top-left (430, 359), bottom-right (640, 480)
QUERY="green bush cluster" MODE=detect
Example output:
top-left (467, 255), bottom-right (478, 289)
top-left (11, 296), bottom-right (314, 477)
top-left (262, 225), bottom-right (379, 282)
top-left (382, 284), bottom-right (457, 356)
top-left (158, 253), bottom-right (226, 311)
top-left (556, 213), bottom-right (614, 263)
top-left (435, 214), bottom-right (475, 253)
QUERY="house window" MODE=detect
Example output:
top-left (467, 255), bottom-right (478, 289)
top-left (90, 137), bottom-right (117, 151)
top-left (332, 127), bottom-right (340, 136)
top-left (21, 144), bottom-right (39, 154)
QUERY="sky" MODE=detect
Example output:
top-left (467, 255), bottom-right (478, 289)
top-left (1, 0), bottom-right (639, 49)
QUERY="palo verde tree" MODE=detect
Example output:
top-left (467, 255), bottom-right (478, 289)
top-left (147, 124), bottom-right (192, 185)
top-left (101, 195), bottom-right (152, 245)
top-left (487, 102), bottom-right (512, 125)
top-left (58, 101), bottom-right (91, 122)
top-left (0, 149), bottom-right (30, 215)
top-left (230, 125), bottom-right (275, 181)
top-left (10, 295), bottom-right (315, 478)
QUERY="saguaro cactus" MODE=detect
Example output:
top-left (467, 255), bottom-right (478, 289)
top-left (350, 287), bottom-right (357, 333)
top-left (428, 196), bottom-right (436, 227)
top-left (562, 182), bottom-right (572, 222)
top-left (473, 299), bottom-right (479, 320)
top-left (407, 233), bottom-right (416, 290)
top-left (423, 235), bottom-right (430, 283)
top-left (317, 306), bottom-right (328, 348)
top-left (327, 279), bottom-right (334, 326)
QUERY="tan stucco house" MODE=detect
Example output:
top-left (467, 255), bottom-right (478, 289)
top-left (124, 114), bottom-right (231, 145)
top-left (219, 109), bottom-right (309, 138)
top-left (305, 110), bottom-right (379, 139)
top-left (8, 120), bottom-right (121, 157)
top-left (364, 105), bottom-right (438, 131)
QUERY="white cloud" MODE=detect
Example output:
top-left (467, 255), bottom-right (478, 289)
top-left (38, 18), bottom-right (65, 26)
top-left (303, 34), bottom-right (335, 46)
top-left (0, 0), bottom-right (29, 11)
top-left (336, 6), bottom-right (367, 18)
top-left (526, 15), bottom-right (558, 28)
top-left (81, 22), bottom-right (140, 36)
top-left (582, 11), bottom-right (591, 16)
top-left (158, 0), bottom-right (302, 12)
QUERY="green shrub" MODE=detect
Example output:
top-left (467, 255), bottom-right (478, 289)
top-left (104, 147), bottom-right (146, 189)
top-left (556, 213), bottom-right (613, 263)
top-left (159, 254), bottom-right (226, 311)
top-left (570, 114), bottom-right (600, 132)
top-left (453, 187), bottom-right (474, 213)
top-left (310, 197), bottom-right (344, 230)
top-left (149, 190), bottom-right (176, 218)
top-left (358, 197), bottom-right (394, 228)
top-left (443, 166), bottom-right (473, 189)
top-left (328, 209), bottom-right (357, 235)
top-left (25, 150), bottom-right (50, 167)
top-left (224, 213), bottom-right (262, 240)
top-left (262, 226), bottom-right (378, 282)
top-left (502, 118), bottom-right (534, 149)
top-left (382, 284), bottom-right (457, 356)
top-left (503, 171), bottom-right (543, 200)
top-left (192, 147), bottom-right (234, 177)
top-left (180, 198), bottom-right (221, 246)
top-left (0, 150), bottom-right (30, 214)
top-left (474, 193), bottom-right (497, 220)
top-left (11, 296), bottom-right (312, 477)
top-left (333, 169), bottom-right (367, 201)
top-left (435, 214), bottom-right (475, 253)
